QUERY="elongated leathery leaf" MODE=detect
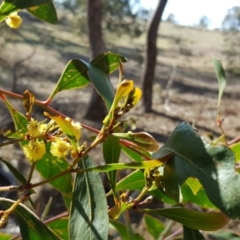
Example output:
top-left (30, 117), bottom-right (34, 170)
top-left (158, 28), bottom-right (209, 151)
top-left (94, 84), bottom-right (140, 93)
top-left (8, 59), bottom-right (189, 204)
top-left (153, 122), bottom-right (240, 219)
top-left (69, 155), bottom-right (108, 240)
top-left (0, 0), bottom-right (52, 22)
top-left (0, 232), bottom-right (12, 240)
top-left (49, 59), bottom-right (90, 100)
top-left (183, 226), bottom-right (205, 240)
top-left (47, 217), bottom-right (69, 240)
top-left (113, 131), bottom-right (159, 152)
top-left (27, 2), bottom-right (57, 24)
top-left (103, 135), bottom-right (121, 192)
top-left (90, 52), bottom-right (127, 74)
top-left (0, 157), bottom-right (27, 184)
top-left (48, 52), bottom-right (126, 101)
top-left (144, 214), bottom-right (164, 239)
top-left (87, 64), bottom-right (114, 110)
top-left (0, 198), bottom-right (61, 240)
top-left (214, 58), bottom-right (226, 112)
top-left (231, 142), bottom-right (240, 162)
top-left (140, 208), bottom-right (229, 231)
top-left (109, 219), bottom-right (144, 240)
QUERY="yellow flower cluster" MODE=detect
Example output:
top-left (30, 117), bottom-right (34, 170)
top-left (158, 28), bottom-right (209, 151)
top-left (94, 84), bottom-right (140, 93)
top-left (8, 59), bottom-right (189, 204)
top-left (50, 138), bottom-right (72, 159)
top-left (23, 116), bottom-right (82, 162)
top-left (23, 118), bottom-right (47, 162)
top-left (23, 139), bottom-right (46, 162)
top-left (5, 12), bottom-right (22, 29)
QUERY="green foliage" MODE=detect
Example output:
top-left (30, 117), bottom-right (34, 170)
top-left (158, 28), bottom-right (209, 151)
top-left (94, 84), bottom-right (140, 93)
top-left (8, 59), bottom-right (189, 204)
top-left (69, 155), bottom-right (108, 240)
top-left (0, 198), bottom-right (60, 240)
top-left (144, 214), bottom-right (165, 239)
top-left (183, 226), bottom-right (205, 240)
top-left (0, 2), bottom-right (240, 240)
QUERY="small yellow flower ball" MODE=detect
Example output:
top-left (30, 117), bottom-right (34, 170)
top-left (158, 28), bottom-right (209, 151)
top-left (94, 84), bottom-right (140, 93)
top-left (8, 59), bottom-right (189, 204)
top-left (38, 123), bottom-right (48, 134)
top-left (50, 138), bottom-right (72, 159)
top-left (5, 12), bottom-right (22, 29)
top-left (27, 118), bottom-right (41, 137)
top-left (23, 140), bottom-right (46, 162)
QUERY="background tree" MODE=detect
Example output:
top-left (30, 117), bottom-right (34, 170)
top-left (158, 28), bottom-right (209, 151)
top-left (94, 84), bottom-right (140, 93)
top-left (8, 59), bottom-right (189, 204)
top-left (166, 13), bottom-right (177, 24)
top-left (84, 0), bottom-right (106, 120)
top-left (222, 6), bottom-right (240, 73)
top-left (198, 16), bottom-right (210, 28)
top-left (141, 0), bottom-right (168, 112)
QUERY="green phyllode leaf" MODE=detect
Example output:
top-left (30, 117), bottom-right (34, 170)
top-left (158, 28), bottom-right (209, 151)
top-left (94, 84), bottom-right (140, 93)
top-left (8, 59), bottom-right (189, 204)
top-left (113, 132), bottom-right (159, 152)
top-left (141, 208), bottom-right (229, 231)
top-left (183, 226), bottom-right (205, 240)
top-left (0, 157), bottom-right (28, 184)
top-left (102, 135), bottom-right (121, 192)
top-left (90, 52), bottom-right (127, 74)
top-left (0, 0), bottom-right (52, 22)
top-left (48, 52), bottom-right (126, 103)
top-left (185, 177), bottom-right (202, 196)
top-left (87, 64), bottom-right (114, 111)
top-left (27, 2), bottom-right (58, 24)
top-left (153, 122), bottom-right (240, 220)
top-left (144, 214), bottom-right (165, 239)
top-left (48, 59), bottom-right (91, 100)
top-left (121, 145), bottom-right (151, 162)
top-left (230, 142), bottom-right (240, 163)
top-left (0, 232), bottom-right (13, 240)
top-left (109, 219), bottom-right (144, 240)
top-left (47, 217), bottom-right (69, 240)
top-left (69, 155), bottom-right (108, 240)
top-left (213, 58), bottom-right (227, 110)
top-left (0, 198), bottom-right (61, 240)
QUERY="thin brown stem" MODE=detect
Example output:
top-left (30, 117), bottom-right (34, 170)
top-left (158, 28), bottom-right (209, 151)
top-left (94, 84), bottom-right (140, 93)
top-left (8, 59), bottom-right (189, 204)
top-left (27, 162), bottom-right (36, 183)
top-left (30, 167), bottom-right (71, 189)
top-left (44, 211), bottom-right (68, 225)
top-left (163, 227), bottom-right (182, 240)
top-left (228, 135), bottom-right (240, 146)
top-left (158, 220), bottom-right (174, 240)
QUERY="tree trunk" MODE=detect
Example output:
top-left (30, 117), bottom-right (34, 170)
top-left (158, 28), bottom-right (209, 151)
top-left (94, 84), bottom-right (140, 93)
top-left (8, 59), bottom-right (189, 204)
top-left (141, 0), bottom-right (168, 112)
top-left (84, 0), bottom-right (106, 121)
